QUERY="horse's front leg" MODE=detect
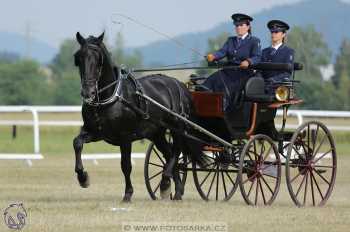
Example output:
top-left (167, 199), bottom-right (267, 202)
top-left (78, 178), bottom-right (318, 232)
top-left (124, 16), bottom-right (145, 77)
top-left (73, 129), bottom-right (99, 188)
top-left (120, 142), bottom-right (134, 202)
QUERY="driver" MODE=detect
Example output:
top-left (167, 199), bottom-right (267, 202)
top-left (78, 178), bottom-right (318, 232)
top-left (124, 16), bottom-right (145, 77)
top-left (261, 20), bottom-right (295, 84)
top-left (203, 13), bottom-right (261, 111)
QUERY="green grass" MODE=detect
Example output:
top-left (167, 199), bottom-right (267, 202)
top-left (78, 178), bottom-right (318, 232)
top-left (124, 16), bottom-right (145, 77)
top-left (0, 152), bottom-right (350, 232)
top-left (0, 124), bottom-right (349, 155)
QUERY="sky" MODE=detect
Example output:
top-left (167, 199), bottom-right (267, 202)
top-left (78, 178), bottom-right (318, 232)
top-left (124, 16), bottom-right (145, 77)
top-left (1, 0), bottom-right (349, 48)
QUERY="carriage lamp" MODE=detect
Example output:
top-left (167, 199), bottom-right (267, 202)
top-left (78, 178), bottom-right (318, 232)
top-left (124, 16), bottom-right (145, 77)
top-left (275, 86), bottom-right (289, 101)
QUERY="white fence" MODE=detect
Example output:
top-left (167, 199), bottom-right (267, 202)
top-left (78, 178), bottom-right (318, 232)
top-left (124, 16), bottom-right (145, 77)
top-left (1, 105), bottom-right (350, 166)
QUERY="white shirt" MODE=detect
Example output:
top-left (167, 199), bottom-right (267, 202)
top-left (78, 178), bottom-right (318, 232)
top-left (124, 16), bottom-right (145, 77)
top-left (239, 33), bottom-right (249, 40)
top-left (272, 42), bottom-right (283, 50)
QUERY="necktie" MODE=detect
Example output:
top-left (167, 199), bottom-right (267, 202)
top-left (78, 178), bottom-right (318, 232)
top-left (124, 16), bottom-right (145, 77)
top-left (237, 38), bottom-right (242, 47)
top-left (270, 47), bottom-right (277, 56)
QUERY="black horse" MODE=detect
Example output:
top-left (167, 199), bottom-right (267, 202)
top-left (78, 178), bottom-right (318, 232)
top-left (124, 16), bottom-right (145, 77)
top-left (73, 32), bottom-right (205, 201)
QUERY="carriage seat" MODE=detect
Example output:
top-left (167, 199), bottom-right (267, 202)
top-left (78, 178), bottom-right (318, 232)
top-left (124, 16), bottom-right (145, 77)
top-left (244, 77), bottom-right (275, 102)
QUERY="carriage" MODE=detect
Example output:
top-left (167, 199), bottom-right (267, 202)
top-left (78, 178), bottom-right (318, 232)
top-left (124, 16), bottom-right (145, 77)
top-left (143, 62), bottom-right (337, 207)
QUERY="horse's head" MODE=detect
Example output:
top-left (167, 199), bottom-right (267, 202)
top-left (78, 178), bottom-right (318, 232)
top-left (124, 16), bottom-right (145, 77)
top-left (74, 32), bottom-right (105, 103)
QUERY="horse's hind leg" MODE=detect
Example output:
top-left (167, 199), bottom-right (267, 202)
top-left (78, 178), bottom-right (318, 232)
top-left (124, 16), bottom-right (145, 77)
top-left (120, 142), bottom-right (134, 202)
top-left (171, 135), bottom-right (184, 200)
top-left (153, 134), bottom-right (174, 199)
top-left (73, 129), bottom-right (99, 188)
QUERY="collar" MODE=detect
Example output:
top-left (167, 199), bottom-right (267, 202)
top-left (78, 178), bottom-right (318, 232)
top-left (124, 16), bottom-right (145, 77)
top-left (272, 42), bottom-right (283, 50)
top-left (238, 33), bottom-right (249, 40)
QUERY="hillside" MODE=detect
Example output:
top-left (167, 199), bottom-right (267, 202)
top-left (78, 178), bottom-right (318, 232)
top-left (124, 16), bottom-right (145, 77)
top-left (130, 0), bottom-right (350, 66)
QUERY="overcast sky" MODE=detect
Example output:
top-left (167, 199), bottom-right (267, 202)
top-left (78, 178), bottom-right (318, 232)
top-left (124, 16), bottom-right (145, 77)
top-left (1, 0), bottom-right (349, 48)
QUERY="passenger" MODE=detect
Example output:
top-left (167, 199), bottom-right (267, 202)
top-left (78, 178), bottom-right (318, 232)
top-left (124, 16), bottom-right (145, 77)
top-left (203, 13), bottom-right (261, 111)
top-left (261, 20), bottom-right (294, 85)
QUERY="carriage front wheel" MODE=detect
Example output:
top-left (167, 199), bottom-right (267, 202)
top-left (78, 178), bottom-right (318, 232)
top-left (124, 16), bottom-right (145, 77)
top-left (192, 148), bottom-right (240, 201)
top-left (144, 142), bottom-right (188, 200)
top-left (286, 121), bottom-right (337, 207)
top-left (238, 134), bottom-right (281, 206)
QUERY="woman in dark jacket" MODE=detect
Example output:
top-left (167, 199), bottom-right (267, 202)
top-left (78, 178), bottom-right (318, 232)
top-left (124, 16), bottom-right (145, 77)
top-left (203, 13), bottom-right (261, 111)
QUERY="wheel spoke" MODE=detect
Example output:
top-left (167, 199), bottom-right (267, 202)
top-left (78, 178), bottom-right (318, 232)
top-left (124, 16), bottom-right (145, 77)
top-left (153, 180), bottom-right (161, 194)
top-left (261, 161), bottom-right (279, 171)
top-left (313, 149), bottom-right (332, 164)
top-left (303, 171), bottom-right (309, 206)
top-left (310, 170), bottom-right (316, 206)
top-left (242, 173), bottom-right (258, 184)
top-left (149, 162), bottom-right (164, 168)
top-left (224, 171), bottom-right (236, 186)
top-left (153, 148), bottom-right (165, 165)
top-left (199, 169), bottom-right (214, 187)
top-left (295, 172), bottom-right (307, 198)
top-left (216, 166), bottom-right (220, 201)
top-left (259, 178), bottom-right (267, 205)
top-left (313, 165), bottom-right (334, 169)
top-left (312, 125), bottom-right (320, 153)
top-left (290, 170), bottom-right (303, 183)
top-left (312, 167), bottom-right (331, 185)
top-left (148, 170), bottom-right (163, 181)
top-left (312, 134), bottom-right (327, 160)
top-left (221, 171), bottom-right (228, 198)
top-left (307, 124), bottom-right (310, 155)
top-left (262, 173), bottom-right (278, 179)
top-left (255, 177), bottom-right (259, 205)
top-left (261, 175), bottom-right (274, 195)
top-left (247, 178), bottom-right (256, 198)
top-left (263, 145), bottom-right (273, 162)
top-left (206, 170), bottom-right (217, 199)
top-left (310, 171), bottom-right (324, 201)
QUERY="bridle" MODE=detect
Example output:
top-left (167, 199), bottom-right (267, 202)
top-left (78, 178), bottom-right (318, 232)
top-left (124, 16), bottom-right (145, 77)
top-left (78, 43), bottom-right (149, 119)
top-left (79, 43), bottom-right (121, 107)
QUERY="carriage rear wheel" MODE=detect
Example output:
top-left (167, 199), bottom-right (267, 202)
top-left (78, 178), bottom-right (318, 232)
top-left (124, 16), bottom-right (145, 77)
top-left (192, 147), bottom-right (240, 201)
top-left (286, 121), bottom-right (337, 207)
top-left (144, 142), bottom-right (188, 200)
top-left (238, 134), bottom-right (281, 206)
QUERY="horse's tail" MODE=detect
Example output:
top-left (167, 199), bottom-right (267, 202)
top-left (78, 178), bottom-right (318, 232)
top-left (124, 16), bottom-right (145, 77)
top-left (181, 134), bottom-right (209, 168)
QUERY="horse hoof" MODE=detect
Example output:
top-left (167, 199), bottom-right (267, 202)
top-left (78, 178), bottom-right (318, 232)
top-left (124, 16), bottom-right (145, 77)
top-left (173, 193), bottom-right (182, 201)
top-left (77, 171), bottom-right (90, 188)
top-left (160, 186), bottom-right (172, 199)
top-left (122, 195), bottom-right (132, 203)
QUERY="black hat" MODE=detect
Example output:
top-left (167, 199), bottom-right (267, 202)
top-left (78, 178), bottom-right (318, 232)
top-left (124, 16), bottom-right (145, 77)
top-left (231, 13), bottom-right (253, 25)
top-left (267, 20), bottom-right (290, 33)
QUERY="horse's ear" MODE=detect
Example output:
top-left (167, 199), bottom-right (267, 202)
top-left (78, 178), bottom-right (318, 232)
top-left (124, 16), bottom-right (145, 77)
top-left (97, 32), bottom-right (105, 44)
top-left (76, 32), bottom-right (86, 45)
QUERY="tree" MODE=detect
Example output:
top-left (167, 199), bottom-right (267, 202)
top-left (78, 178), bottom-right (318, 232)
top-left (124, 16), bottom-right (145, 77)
top-left (197, 32), bottom-right (230, 76)
top-left (53, 70), bottom-right (81, 105)
top-left (50, 39), bottom-right (80, 76)
top-left (332, 38), bottom-right (350, 88)
top-left (287, 25), bottom-right (332, 81)
top-left (0, 60), bottom-right (52, 105)
top-left (0, 51), bottom-right (20, 64)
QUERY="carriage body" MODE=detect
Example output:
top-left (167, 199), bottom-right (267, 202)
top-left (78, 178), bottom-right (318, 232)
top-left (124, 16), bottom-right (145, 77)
top-left (144, 62), bottom-right (337, 206)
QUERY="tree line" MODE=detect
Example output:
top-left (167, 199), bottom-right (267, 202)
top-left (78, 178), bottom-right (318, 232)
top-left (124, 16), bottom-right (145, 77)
top-left (0, 26), bottom-right (349, 110)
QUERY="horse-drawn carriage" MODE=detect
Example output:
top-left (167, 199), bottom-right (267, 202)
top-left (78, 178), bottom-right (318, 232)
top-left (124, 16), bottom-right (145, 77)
top-left (144, 62), bottom-right (337, 206)
top-left (73, 33), bottom-right (336, 206)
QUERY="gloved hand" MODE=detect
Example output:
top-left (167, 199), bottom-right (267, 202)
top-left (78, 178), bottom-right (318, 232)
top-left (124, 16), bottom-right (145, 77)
top-left (206, 54), bottom-right (216, 62)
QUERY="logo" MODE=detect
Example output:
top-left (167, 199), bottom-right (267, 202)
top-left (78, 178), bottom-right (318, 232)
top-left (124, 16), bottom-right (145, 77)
top-left (3, 203), bottom-right (27, 230)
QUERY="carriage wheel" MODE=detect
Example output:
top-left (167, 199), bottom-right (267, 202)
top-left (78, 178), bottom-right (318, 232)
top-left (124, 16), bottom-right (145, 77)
top-left (144, 142), bottom-right (188, 200)
top-left (286, 121), bottom-right (337, 207)
top-left (192, 148), bottom-right (240, 201)
top-left (238, 134), bottom-right (281, 206)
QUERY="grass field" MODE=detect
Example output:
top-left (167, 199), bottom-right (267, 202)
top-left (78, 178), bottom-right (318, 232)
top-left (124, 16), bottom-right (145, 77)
top-left (0, 152), bottom-right (350, 232)
top-left (0, 115), bottom-right (350, 231)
